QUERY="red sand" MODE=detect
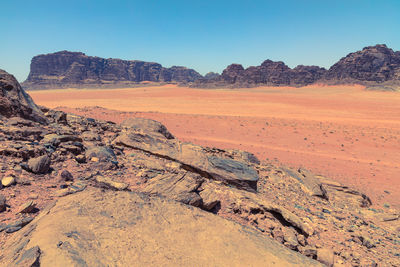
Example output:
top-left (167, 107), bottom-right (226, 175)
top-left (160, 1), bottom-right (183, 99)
top-left (29, 85), bottom-right (400, 208)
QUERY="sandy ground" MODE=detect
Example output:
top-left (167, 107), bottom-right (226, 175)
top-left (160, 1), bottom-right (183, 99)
top-left (29, 84), bottom-right (400, 209)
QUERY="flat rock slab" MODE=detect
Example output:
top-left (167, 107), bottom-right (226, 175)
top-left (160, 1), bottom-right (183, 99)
top-left (115, 128), bottom-right (259, 190)
top-left (1, 188), bottom-right (322, 267)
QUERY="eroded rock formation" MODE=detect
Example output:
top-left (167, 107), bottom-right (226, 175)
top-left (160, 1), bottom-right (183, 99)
top-left (22, 51), bottom-right (202, 89)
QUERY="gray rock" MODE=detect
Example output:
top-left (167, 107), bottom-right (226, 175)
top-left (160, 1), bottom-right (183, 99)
top-left (60, 170), bottom-right (74, 181)
top-left (27, 155), bottom-right (51, 174)
top-left (121, 117), bottom-right (174, 139)
top-left (0, 69), bottom-right (47, 123)
top-left (85, 146), bottom-right (117, 162)
top-left (0, 194), bottom-right (6, 212)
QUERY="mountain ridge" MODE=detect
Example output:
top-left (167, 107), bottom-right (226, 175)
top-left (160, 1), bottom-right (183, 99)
top-left (22, 44), bottom-right (400, 90)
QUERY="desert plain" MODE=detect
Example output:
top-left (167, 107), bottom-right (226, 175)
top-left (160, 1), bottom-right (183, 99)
top-left (29, 84), bottom-right (400, 210)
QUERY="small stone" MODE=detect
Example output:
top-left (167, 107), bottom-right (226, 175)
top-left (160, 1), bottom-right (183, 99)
top-left (1, 176), bottom-right (15, 187)
top-left (282, 227), bottom-right (299, 250)
top-left (91, 157), bottom-right (99, 162)
top-left (361, 236), bottom-right (376, 249)
top-left (297, 234), bottom-right (307, 247)
top-left (28, 193), bottom-right (39, 200)
top-left (95, 176), bottom-right (128, 190)
top-left (60, 170), bottom-right (73, 181)
top-left (5, 226), bottom-right (22, 233)
top-left (317, 248), bottom-right (335, 267)
top-left (27, 155), bottom-right (51, 174)
top-left (75, 154), bottom-right (86, 163)
top-left (15, 246), bottom-right (41, 266)
top-left (0, 194), bottom-right (6, 212)
top-left (18, 201), bottom-right (36, 213)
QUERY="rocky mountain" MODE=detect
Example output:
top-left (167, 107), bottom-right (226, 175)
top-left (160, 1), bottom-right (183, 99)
top-left (1, 69), bottom-right (399, 266)
top-left (22, 51), bottom-right (202, 89)
top-left (324, 44), bottom-right (400, 83)
top-left (23, 44), bottom-right (400, 90)
top-left (193, 44), bottom-right (400, 88)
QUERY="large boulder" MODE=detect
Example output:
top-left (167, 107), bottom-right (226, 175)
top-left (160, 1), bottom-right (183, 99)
top-left (0, 69), bottom-right (47, 123)
top-left (27, 155), bottom-right (51, 174)
top-left (0, 188), bottom-right (323, 266)
top-left (115, 119), bottom-right (259, 190)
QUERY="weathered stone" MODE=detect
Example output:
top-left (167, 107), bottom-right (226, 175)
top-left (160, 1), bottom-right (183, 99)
top-left (18, 201), bottom-right (36, 213)
top-left (0, 69), bottom-right (47, 123)
top-left (27, 155), bottom-right (51, 174)
top-left (115, 121), bottom-right (259, 191)
top-left (121, 117), bottom-right (174, 139)
top-left (85, 146), bottom-right (116, 162)
top-left (0, 194), bottom-right (6, 212)
top-left (1, 176), bottom-right (16, 187)
top-left (317, 248), bottom-right (335, 267)
top-left (60, 170), bottom-right (73, 181)
top-left (95, 176), bottom-right (128, 190)
top-left (75, 154), bottom-right (86, 163)
top-left (15, 246), bottom-right (41, 266)
top-left (1, 188), bottom-right (323, 266)
top-left (41, 134), bottom-right (82, 147)
top-left (22, 51), bottom-right (203, 89)
top-left (81, 131), bottom-right (101, 141)
top-left (141, 172), bottom-right (204, 207)
top-left (283, 167), bottom-right (328, 199)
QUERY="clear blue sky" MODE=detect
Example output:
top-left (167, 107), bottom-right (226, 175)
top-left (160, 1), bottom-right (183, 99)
top-left (1, 0), bottom-right (399, 81)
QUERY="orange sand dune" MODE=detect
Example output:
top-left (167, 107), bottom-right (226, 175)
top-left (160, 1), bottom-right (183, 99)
top-left (29, 85), bottom-right (400, 208)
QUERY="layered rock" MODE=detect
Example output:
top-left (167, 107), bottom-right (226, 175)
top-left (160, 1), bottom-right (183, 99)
top-left (0, 70), bottom-right (47, 123)
top-left (194, 61), bottom-right (326, 87)
top-left (194, 44), bottom-right (400, 88)
top-left (324, 44), bottom-right (400, 83)
top-left (22, 51), bottom-right (202, 89)
top-left (0, 188), bottom-right (322, 266)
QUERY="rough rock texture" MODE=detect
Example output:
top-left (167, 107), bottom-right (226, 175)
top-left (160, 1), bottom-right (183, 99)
top-left (22, 51), bottom-right (202, 89)
top-left (194, 60), bottom-right (326, 88)
top-left (114, 118), bottom-right (259, 191)
top-left (0, 72), bottom-right (399, 266)
top-left (193, 44), bottom-right (400, 89)
top-left (0, 69), bottom-right (47, 123)
top-left (0, 188), bottom-right (322, 267)
top-left (324, 44), bottom-right (400, 83)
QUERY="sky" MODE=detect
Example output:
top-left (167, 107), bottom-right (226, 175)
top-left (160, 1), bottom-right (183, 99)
top-left (1, 0), bottom-right (400, 82)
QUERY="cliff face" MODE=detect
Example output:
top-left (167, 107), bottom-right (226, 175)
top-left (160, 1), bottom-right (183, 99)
top-left (23, 51), bottom-right (202, 89)
top-left (195, 61), bottom-right (326, 87)
top-left (193, 44), bottom-right (400, 88)
top-left (324, 44), bottom-right (400, 82)
top-left (0, 69), bottom-right (47, 123)
top-left (23, 44), bottom-right (400, 89)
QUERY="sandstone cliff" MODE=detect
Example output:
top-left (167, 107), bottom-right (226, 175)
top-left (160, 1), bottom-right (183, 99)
top-left (193, 44), bottom-right (400, 88)
top-left (22, 51), bottom-right (202, 89)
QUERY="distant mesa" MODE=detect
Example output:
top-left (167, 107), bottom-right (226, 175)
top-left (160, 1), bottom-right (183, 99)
top-left (22, 44), bottom-right (400, 90)
top-left (22, 51), bottom-right (202, 89)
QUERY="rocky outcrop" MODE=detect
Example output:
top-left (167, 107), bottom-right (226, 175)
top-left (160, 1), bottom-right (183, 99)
top-left (22, 51), bottom-right (202, 89)
top-left (193, 44), bottom-right (400, 88)
top-left (23, 45), bottom-right (400, 89)
top-left (114, 118), bottom-right (259, 191)
top-left (0, 70), bottom-right (47, 123)
top-left (0, 188), bottom-right (322, 266)
top-left (193, 61), bottom-right (326, 88)
top-left (324, 44), bottom-right (400, 83)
